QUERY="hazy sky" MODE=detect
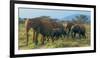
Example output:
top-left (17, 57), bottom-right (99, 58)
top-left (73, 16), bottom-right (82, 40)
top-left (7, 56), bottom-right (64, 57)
top-left (19, 8), bottom-right (91, 20)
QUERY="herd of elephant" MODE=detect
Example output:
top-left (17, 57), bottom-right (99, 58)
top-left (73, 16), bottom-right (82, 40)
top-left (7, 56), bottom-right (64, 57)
top-left (25, 17), bottom-right (86, 45)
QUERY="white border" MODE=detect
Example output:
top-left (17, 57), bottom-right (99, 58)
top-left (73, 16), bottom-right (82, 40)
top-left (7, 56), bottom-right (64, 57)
top-left (14, 4), bottom-right (94, 54)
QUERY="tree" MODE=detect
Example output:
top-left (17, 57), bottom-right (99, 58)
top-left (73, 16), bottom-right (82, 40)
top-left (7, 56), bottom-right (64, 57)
top-left (72, 15), bottom-right (89, 24)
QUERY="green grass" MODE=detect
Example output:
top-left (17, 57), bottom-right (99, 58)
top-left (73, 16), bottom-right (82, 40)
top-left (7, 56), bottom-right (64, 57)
top-left (18, 23), bottom-right (91, 50)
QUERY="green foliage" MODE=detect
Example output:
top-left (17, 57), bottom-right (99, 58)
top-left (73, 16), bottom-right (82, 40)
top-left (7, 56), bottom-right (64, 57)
top-left (72, 15), bottom-right (89, 24)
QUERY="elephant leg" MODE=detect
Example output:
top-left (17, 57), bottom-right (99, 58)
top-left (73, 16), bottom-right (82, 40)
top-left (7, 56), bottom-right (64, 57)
top-left (41, 35), bottom-right (45, 45)
top-left (35, 32), bottom-right (38, 45)
top-left (67, 30), bottom-right (69, 37)
top-left (73, 33), bottom-right (76, 38)
top-left (84, 34), bottom-right (86, 38)
top-left (33, 29), bottom-right (36, 43)
top-left (71, 32), bottom-right (74, 38)
top-left (68, 29), bottom-right (71, 37)
top-left (26, 30), bottom-right (29, 46)
top-left (83, 32), bottom-right (86, 38)
top-left (46, 36), bottom-right (49, 42)
top-left (83, 33), bottom-right (86, 39)
top-left (78, 34), bottom-right (81, 39)
top-left (52, 36), bottom-right (55, 42)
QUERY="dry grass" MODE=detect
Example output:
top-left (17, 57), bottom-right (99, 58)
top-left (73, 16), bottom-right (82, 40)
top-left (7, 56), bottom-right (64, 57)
top-left (18, 23), bottom-right (91, 50)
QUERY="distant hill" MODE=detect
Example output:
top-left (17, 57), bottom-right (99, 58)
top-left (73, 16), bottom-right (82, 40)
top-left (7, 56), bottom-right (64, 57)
top-left (63, 14), bottom-right (90, 22)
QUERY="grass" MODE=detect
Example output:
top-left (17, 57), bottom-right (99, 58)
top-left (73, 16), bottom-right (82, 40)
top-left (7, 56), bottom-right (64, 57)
top-left (18, 23), bottom-right (91, 50)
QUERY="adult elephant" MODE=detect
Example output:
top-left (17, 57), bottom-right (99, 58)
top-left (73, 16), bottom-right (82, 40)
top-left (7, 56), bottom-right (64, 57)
top-left (71, 24), bottom-right (86, 39)
top-left (38, 19), bottom-right (64, 44)
top-left (63, 22), bottom-right (74, 37)
top-left (25, 18), bottom-right (41, 45)
top-left (25, 17), bottom-right (64, 45)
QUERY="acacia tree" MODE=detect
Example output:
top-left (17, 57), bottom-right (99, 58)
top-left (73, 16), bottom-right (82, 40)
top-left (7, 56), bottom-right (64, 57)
top-left (72, 15), bottom-right (89, 24)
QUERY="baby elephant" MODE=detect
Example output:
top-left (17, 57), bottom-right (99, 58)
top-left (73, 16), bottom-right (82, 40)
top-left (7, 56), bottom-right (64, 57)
top-left (71, 24), bottom-right (86, 39)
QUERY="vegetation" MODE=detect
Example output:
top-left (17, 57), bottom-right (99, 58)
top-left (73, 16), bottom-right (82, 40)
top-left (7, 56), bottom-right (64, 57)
top-left (18, 15), bottom-right (91, 50)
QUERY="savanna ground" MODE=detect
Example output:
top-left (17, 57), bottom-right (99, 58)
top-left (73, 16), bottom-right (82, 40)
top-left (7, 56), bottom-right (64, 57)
top-left (18, 22), bottom-right (91, 50)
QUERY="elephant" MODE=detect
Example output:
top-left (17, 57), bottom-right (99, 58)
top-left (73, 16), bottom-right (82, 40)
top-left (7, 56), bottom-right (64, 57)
top-left (71, 24), bottom-right (86, 39)
top-left (25, 16), bottom-right (65, 45)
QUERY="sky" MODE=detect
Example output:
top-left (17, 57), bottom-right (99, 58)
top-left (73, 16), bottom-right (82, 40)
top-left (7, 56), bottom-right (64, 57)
top-left (19, 8), bottom-right (91, 20)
